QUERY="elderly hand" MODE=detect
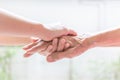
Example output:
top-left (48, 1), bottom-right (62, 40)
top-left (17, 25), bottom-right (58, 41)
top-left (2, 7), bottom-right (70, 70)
top-left (23, 36), bottom-right (72, 57)
top-left (47, 36), bottom-right (95, 62)
top-left (23, 35), bottom-right (94, 63)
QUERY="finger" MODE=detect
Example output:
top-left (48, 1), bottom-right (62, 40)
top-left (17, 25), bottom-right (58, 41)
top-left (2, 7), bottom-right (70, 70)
top-left (64, 42), bottom-right (70, 50)
top-left (24, 42), bottom-right (46, 57)
top-left (51, 38), bottom-right (58, 53)
top-left (57, 38), bottom-right (66, 52)
top-left (24, 52), bottom-right (33, 57)
top-left (46, 45), bottom-right (53, 52)
top-left (23, 40), bottom-right (41, 50)
top-left (47, 46), bottom-right (78, 62)
top-left (31, 37), bottom-right (39, 42)
top-left (65, 45), bottom-right (82, 59)
top-left (44, 45), bottom-right (53, 56)
top-left (47, 52), bottom-right (65, 62)
top-left (47, 49), bottom-right (70, 62)
top-left (31, 39), bottom-right (39, 42)
top-left (23, 42), bottom-right (37, 50)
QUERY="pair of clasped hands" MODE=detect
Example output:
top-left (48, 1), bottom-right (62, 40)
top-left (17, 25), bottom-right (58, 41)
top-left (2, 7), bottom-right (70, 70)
top-left (0, 9), bottom-right (91, 63)
top-left (23, 26), bottom-right (90, 62)
top-left (1, 9), bottom-right (120, 63)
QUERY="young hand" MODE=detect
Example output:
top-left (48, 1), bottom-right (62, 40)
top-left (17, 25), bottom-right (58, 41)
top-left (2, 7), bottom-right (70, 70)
top-left (39, 24), bottom-right (77, 41)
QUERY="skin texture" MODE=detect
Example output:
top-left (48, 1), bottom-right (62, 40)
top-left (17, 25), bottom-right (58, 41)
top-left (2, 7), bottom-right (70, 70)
top-left (47, 37), bottom-right (90, 62)
top-left (0, 9), bottom-right (77, 42)
top-left (23, 37), bottom-right (72, 57)
top-left (0, 35), bottom-right (32, 46)
top-left (23, 36), bottom-right (82, 57)
top-left (47, 28), bottom-right (120, 62)
top-left (23, 28), bottom-right (120, 62)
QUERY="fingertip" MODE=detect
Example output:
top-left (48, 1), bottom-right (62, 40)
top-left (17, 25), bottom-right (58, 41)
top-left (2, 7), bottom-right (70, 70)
top-left (31, 37), bottom-right (39, 42)
top-left (24, 53), bottom-right (32, 57)
top-left (32, 39), bottom-right (38, 42)
top-left (23, 46), bottom-right (28, 50)
top-left (23, 45), bottom-right (30, 50)
top-left (23, 50), bottom-right (34, 57)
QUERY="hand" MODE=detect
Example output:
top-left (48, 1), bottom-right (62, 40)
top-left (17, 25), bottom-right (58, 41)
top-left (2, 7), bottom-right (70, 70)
top-left (47, 36), bottom-right (94, 62)
top-left (41, 24), bottom-right (77, 41)
top-left (23, 37), bottom-right (72, 57)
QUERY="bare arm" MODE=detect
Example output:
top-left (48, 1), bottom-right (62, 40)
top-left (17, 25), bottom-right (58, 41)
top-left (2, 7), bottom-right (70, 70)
top-left (0, 9), bottom-right (47, 39)
top-left (45, 27), bottom-right (120, 62)
top-left (87, 28), bottom-right (120, 47)
top-left (0, 9), bottom-right (77, 41)
top-left (0, 35), bottom-right (31, 46)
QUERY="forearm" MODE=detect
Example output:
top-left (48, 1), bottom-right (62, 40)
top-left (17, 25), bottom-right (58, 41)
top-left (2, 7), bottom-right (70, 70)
top-left (0, 35), bottom-right (31, 46)
top-left (86, 28), bottom-right (120, 47)
top-left (0, 9), bottom-right (48, 38)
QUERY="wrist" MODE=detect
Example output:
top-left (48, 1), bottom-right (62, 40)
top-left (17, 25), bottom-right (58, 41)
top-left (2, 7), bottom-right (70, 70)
top-left (77, 34), bottom-right (97, 49)
top-left (84, 35), bottom-right (98, 49)
top-left (32, 24), bottom-right (50, 40)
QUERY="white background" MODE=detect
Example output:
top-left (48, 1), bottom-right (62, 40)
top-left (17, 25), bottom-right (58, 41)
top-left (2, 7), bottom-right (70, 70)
top-left (0, 0), bottom-right (120, 80)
